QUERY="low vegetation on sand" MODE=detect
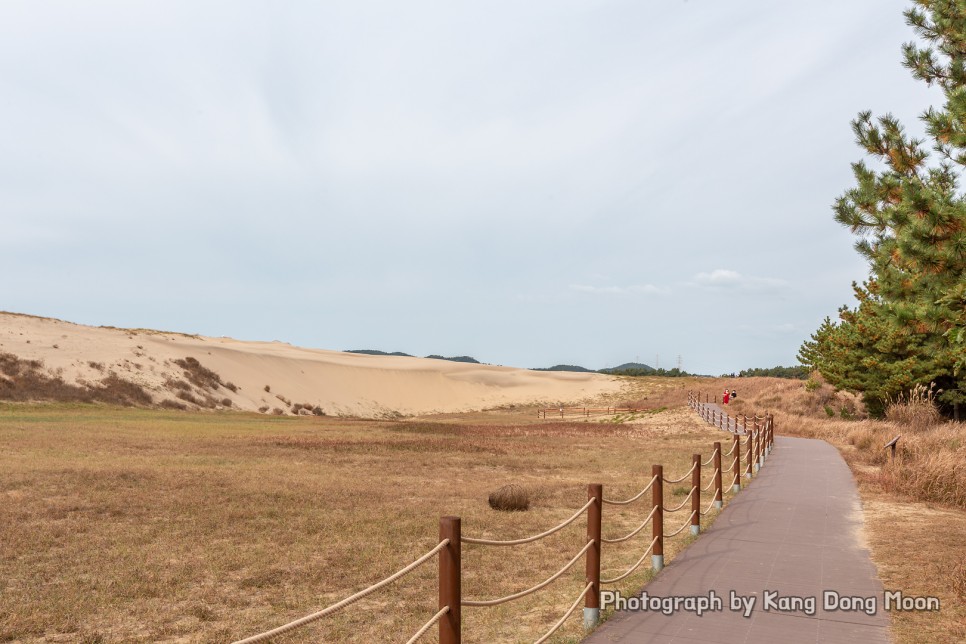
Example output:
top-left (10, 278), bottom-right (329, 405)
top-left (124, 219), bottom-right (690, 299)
top-left (0, 400), bottom-right (726, 643)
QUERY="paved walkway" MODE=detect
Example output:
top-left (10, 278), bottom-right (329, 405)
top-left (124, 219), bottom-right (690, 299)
top-left (584, 432), bottom-right (891, 643)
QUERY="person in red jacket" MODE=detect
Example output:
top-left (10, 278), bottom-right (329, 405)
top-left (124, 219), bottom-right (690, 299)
top-left (723, 389), bottom-right (730, 405)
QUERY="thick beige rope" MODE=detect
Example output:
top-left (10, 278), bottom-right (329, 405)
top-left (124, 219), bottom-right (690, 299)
top-left (663, 487), bottom-right (695, 513)
top-left (461, 540), bottom-right (594, 607)
top-left (602, 475), bottom-right (658, 506)
top-left (701, 448), bottom-right (719, 467)
top-left (702, 469), bottom-right (720, 492)
top-left (461, 498), bottom-right (594, 546)
top-left (665, 512), bottom-right (696, 537)
top-left (533, 582), bottom-right (594, 644)
top-left (404, 606), bottom-right (449, 644)
top-left (699, 494), bottom-right (718, 517)
top-left (601, 505), bottom-right (658, 544)
top-left (663, 462), bottom-right (697, 484)
top-left (232, 539), bottom-right (449, 644)
top-left (600, 536), bottom-right (660, 584)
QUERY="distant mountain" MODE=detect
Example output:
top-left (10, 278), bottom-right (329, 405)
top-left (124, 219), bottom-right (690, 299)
top-left (599, 362), bottom-right (656, 374)
top-left (425, 355), bottom-right (481, 364)
top-left (346, 349), bottom-right (414, 357)
top-left (346, 350), bottom-right (481, 364)
top-left (532, 364), bottom-right (594, 372)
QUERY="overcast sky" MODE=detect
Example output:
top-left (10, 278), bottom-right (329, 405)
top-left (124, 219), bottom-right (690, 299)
top-left (0, 0), bottom-right (944, 374)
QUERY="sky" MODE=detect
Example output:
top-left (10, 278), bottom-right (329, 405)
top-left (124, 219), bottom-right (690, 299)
top-left (0, 0), bottom-right (945, 374)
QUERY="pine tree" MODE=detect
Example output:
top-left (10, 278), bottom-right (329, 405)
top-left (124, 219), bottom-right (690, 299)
top-left (805, 0), bottom-right (966, 418)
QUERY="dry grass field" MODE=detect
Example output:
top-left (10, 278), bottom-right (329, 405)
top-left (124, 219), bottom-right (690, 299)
top-left (0, 387), bottom-right (733, 643)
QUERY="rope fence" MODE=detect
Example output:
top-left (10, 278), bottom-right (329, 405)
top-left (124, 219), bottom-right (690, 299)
top-left (232, 539), bottom-right (450, 644)
top-left (537, 406), bottom-right (651, 419)
top-left (601, 505), bottom-right (658, 544)
top-left (602, 475), bottom-right (657, 506)
top-left (233, 392), bottom-right (776, 644)
top-left (664, 511), bottom-right (696, 537)
top-left (533, 582), bottom-right (594, 644)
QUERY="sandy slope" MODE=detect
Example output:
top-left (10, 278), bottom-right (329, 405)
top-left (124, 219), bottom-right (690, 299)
top-left (0, 312), bottom-right (621, 417)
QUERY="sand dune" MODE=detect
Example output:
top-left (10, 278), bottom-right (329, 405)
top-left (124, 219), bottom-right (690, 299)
top-left (0, 312), bottom-right (621, 417)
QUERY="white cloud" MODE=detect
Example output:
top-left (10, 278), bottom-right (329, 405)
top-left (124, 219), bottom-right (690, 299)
top-left (691, 269), bottom-right (787, 291)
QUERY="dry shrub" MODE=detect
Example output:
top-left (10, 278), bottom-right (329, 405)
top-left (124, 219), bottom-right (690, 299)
top-left (0, 353), bottom-right (151, 406)
top-left (160, 399), bottom-right (188, 410)
top-left (95, 374), bottom-right (152, 406)
top-left (885, 383), bottom-right (942, 431)
top-left (257, 405), bottom-right (269, 413)
top-left (164, 378), bottom-right (192, 392)
top-left (488, 484), bottom-right (530, 511)
top-left (271, 407), bottom-right (284, 415)
top-left (172, 357), bottom-right (227, 392)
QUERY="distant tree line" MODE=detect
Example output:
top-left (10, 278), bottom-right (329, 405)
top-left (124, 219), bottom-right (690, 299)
top-left (738, 366), bottom-right (809, 380)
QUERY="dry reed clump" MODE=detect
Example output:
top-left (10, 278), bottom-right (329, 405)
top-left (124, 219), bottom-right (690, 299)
top-left (488, 484), bottom-right (530, 511)
top-left (885, 383), bottom-right (942, 431)
top-left (878, 426), bottom-right (966, 508)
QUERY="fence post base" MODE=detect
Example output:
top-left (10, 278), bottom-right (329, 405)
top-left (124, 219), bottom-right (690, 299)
top-left (583, 607), bottom-right (600, 630)
top-left (714, 500), bottom-right (723, 509)
top-left (689, 525), bottom-right (699, 536)
top-left (732, 483), bottom-right (740, 493)
top-left (652, 554), bottom-right (664, 571)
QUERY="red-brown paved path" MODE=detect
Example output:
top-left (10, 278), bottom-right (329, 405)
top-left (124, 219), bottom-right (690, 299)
top-left (583, 434), bottom-right (891, 643)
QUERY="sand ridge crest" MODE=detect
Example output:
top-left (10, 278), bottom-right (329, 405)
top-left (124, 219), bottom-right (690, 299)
top-left (0, 312), bottom-right (621, 417)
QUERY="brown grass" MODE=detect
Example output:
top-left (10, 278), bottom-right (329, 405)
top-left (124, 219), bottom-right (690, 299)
top-left (0, 400), bottom-right (732, 643)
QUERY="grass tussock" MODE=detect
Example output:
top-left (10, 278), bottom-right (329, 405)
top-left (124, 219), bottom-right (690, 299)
top-left (488, 484), bottom-right (531, 511)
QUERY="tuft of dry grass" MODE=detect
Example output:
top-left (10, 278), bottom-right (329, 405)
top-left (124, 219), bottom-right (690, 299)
top-left (488, 484), bottom-right (531, 511)
top-left (884, 383), bottom-right (942, 431)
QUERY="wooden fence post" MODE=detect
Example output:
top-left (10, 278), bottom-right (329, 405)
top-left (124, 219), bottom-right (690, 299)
top-left (690, 454), bottom-right (701, 536)
top-left (746, 430), bottom-right (754, 478)
top-left (652, 464), bottom-right (664, 571)
top-left (713, 441), bottom-right (723, 509)
top-left (732, 434), bottom-right (741, 492)
top-left (585, 484), bottom-right (602, 629)
top-left (757, 422), bottom-right (764, 469)
top-left (439, 516), bottom-right (461, 644)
